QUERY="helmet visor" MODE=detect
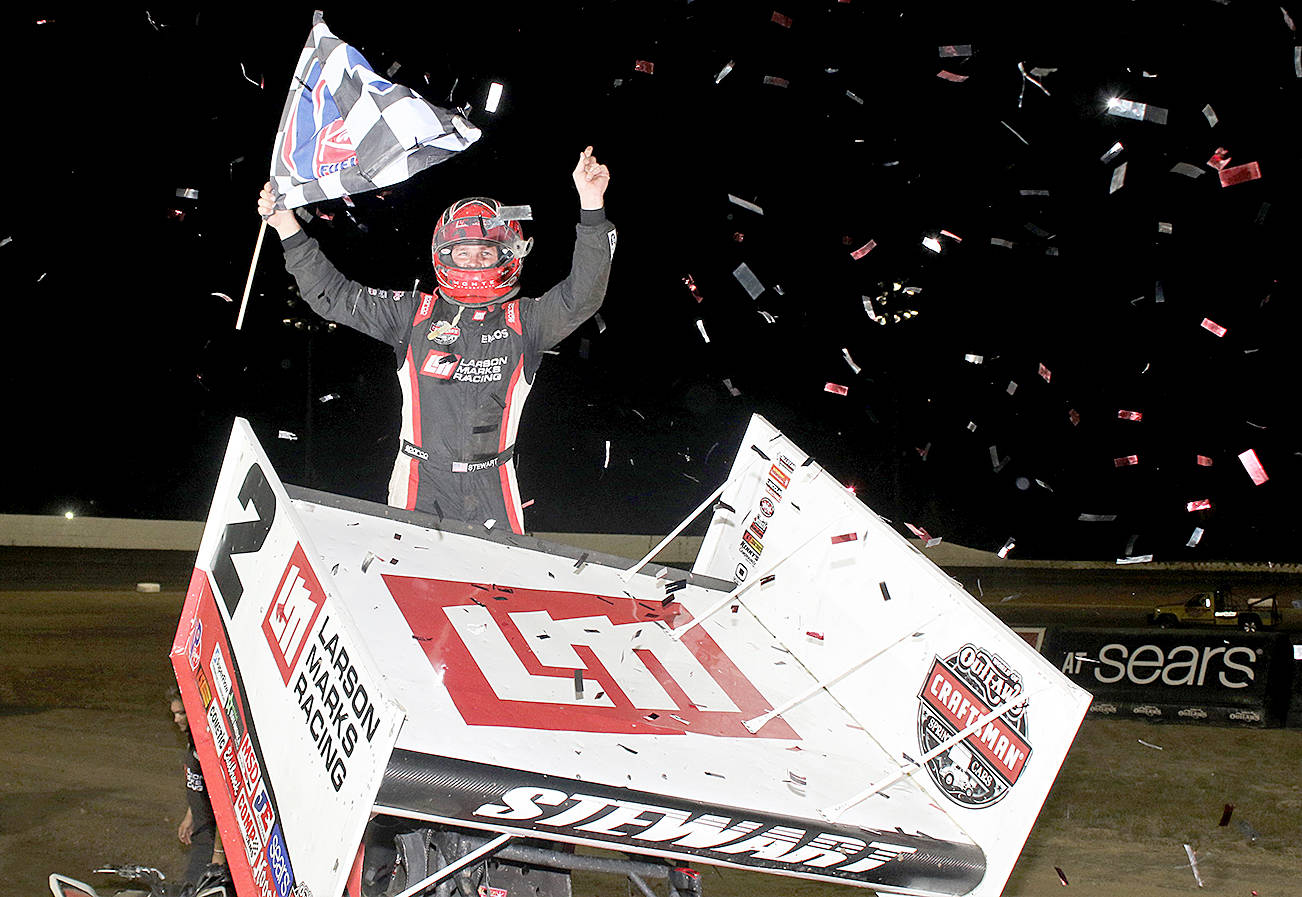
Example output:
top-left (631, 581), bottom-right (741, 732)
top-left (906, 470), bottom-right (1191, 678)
top-left (433, 217), bottom-right (529, 268)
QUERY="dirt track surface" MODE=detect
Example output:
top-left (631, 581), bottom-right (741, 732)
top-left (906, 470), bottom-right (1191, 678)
top-left (3, 553), bottom-right (1301, 897)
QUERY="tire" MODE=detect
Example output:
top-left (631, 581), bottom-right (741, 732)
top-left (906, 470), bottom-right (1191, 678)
top-left (1156, 615), bottom-right (1178, 629)
top-left (1240, 616), bottom-right (1259, 633)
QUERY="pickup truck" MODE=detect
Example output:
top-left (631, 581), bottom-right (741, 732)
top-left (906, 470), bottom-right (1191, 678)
top-left (1150, 588), bottom-right (1280, 632)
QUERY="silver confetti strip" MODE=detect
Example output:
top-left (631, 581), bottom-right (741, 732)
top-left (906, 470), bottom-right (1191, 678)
top-left (732, 262), bottom-right (765, 299)
top-left (727, 194), bottom-right (764, 215)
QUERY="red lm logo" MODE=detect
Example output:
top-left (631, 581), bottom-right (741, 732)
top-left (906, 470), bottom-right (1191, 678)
top-left (383, 577), bottom-right (798, 739)
top-left (262, 544), bottom-right (326, 684)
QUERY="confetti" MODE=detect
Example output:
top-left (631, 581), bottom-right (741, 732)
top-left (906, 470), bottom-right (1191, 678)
top-left (633, 59), bottom-right (655, 74)
top-left (1068, 409), bottom-right (1080, 426)
top-left (991, 237), bottom-right (1015, 248)
top-left (990, 446), bottom-right (1008, 472)
top-left (1108, 162), bottom-right (1127, 193)
top-left (1114, 455), bottom-right (1139, 467)
top-left (1201, 104), bottom-right (1218, 127)
top-left (603, 439), bottom-right (611, 469)
top-left (757, 310), bottom-right (777, 323)
top-left (485, 81), bottom-right (504, 113)
top-left (1200, 318), bottom-right (1227, 337)
top-left (175, 187), bottom-right (199, 200)
top-left (964, 353), bottom-right (984, 364)
top-left (824, 382), bottom-right (849, 396)
top-left (278, 430), bottom-right (298, 441)
top-left (1182, 844), bottom-right (1203, 889)
top-left (0, 236), bottom-right (11, 248)
top-left (1078, 513), bottom-right (1117, 522)
top-left (1170, 162), bottom-right (1205, 178)
top-left (1117, 554), bottom-right (1153, 565)
top-left (732, 262), bottom-right (765, 299)
top-left (1219, 161), bottom-right (1262, 187)
top-left (1100, 141), bottom-right (1124, 163)
top-left (1006, 381), bottom-right (1018, 395)
top-left (1187, 527), bottom-right (1205, 547)
top-left (1237, 448), bottom-right (1268, 484)
top-left (762, 75), bottom-right (790, 88)
top-left (714, 60), bottom-right (735, 83)
top-left (967, 421), bottom-right (978, 433)
top-left (1137, 738), bottom-right (1164, 750)
top-left (1186, 499), bottom-right (1212, 512)
top-left (850, 239), bottom-right (877, 259)
top-left (879, 582), bottom-right (893, 601)
top-left (212, 292), bottom-right (233, 303)
top-left (922, 236), bottom-right (942, 253)
top-left (1196, 454), bottom-right (1213, 467)
top-left (806, 631), bottom-right (824, 640)
top-left (938, 44), bottom-right (974, 57)
top-left (1207, 147), bottom-right (1232, 170)
top-left (830, 532), bottom-right (858, 544)
top-left (722, 378), bottom-right (741, 397)
top-left (771, 10), bottom-right (793, 27)
top-left (1001, 121), bottom-right (1029, 144)
top-left (1054, 867), bottom-right (1069, 886)
top-left (1218, 803), bottom-right (1235, 826)
top-left (1118, 409), bottom-right (1143, 421)
top-left (997, 537), bottom-right (1016, 559)
top-left (1106, 97), bottom-right (1168, 124)
top-left (1038, 363), bottom-right (1051, 383)
top-left (845, 89), bottom-right (864, 104)
top-left (1016, 61), bottom-right (1050, 106)
top-left (694, 319), bottom-right (710, 343)
top-left (682, 274), bottom-right (703, 302)
top-left (841, 348), bottom-right (862, 374)
top-left (318, 392), bottom-right (340, 403)
top-left (727, 194), bottom-right (764, 215)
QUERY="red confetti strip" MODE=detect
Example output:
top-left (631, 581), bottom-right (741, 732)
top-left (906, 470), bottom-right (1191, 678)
top-left (1207, 147), bottom-right (1232, 171)
top-left (1118, 409), bottom-right (1143, 421)
top-left (1038, 362), bottom-right (1052, 382)
top-left (905, 522), bottom-right (933, 541)
top-left (1237, 448), bottom-right (1268, 485)
top-left (1114, 455), bottom-right (1139, 467)
top-left (771, 10), bottom-right (793, 27)
top-left (633, 59), bottom-right (655, 74)
top-left (936, 70), bottom-right (969, 82)
top-left (1219, 161), bottom-right (1261, 187)
top-left (682, 274), bottom-right (703, 302)
top-left (1054, 866), bottom-right (1069, 886)
top-left (1196, 454), bottom-right (1214, 467)
top-left (850, 239), bottom-right (877, 260)
top-left (1219, 803), bottom-right (1235, 826)
top-left (1201, 317), bottom-right (1227, 337)
top-left (824, 382), bottom-right (849, 396)
top-left (1067, 409), bottom-right (1080, 426)
top-left (805, 631), bottom-right (825, 640)
top-left (830, 532), bottom-right (859, 544)
top-left (762, 75), bottom-right (790, 87)
top-left (1186, 499), bottom-right (1212, 512)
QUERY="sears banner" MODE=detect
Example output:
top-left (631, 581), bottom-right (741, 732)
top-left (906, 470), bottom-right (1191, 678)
top-left (1041, 628), bottom-right (1292, 727)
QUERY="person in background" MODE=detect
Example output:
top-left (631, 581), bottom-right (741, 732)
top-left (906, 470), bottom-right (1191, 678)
top-left (170, 686), bottom-right (225, 885)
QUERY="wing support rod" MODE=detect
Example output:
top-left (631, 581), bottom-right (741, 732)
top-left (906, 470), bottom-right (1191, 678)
top-left (391, 832), bottom-right (513, 897)
top-left (819, 690), bottom-right (1041, 822)
top-left (743, 612), bottom-right (944, 733)
top-left (668, 521), bottom-right (835, 642)
top-left (620, 477), bottom-right (735, 582)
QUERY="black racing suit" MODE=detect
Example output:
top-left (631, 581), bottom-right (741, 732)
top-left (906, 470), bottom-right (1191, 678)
top-left (281, 208), bottom-right (616, 533)
top-left (183, 746), bottom-right (219, 884)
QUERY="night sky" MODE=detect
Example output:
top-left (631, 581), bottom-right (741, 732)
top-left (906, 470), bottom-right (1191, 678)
top-left (3, 2), bottom-right (1298, 561)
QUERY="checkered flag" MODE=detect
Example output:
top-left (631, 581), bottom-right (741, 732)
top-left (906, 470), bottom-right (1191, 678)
top-left (270, 11), bottom-right (481, 209)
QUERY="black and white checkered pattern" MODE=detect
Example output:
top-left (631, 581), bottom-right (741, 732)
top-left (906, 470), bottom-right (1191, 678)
top-left (270, 11), bottom-right (481, 210)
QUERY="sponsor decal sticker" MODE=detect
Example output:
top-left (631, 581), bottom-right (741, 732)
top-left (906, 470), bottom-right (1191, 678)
top-left (207, 700), bottom-right (230, 755)
top-left (429, 321), bottom-right (461, 345)
top-left (918, 643), bottom-right (1031, 809)
top-left (197, 669), bottom-right (213, 708)
top-left (266, 824), bottom-right (295, 897)
top-left (262, 544), bottom-right (328, 685)
top-left (738, 540), bottom-right (761, 565)
top-left (237, 731), bottom-right (263, 796)
top-left (777, 454), bottom-right (797, 472)
top-left (735, 562), bottom-right (748, 582)
top-left (187, 618), bottom-right (203, 670)
top-left (759, 497), bottom-right (776, 517)
top-left (741, 530), bottom-right (764, 557)
top-left (210, 644), bottom-right (243, 742)
top-left (421, 351), bottom-right (462, 380)
top-left (769, 465), bottom-right (791, 489)
top-left (749, 516), bottom-right (768, 538)
top-left (385, 578), bottom-right (796, 739)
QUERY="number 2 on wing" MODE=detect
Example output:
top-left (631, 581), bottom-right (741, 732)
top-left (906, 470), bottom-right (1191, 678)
top-left (212, 463), bottom-right (277, 616)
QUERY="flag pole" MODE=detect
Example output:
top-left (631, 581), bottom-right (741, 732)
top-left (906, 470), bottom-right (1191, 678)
top-left (235, 218), bottom-right (268, 331)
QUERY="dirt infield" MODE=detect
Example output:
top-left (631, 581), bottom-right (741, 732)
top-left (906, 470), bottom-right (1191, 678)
top-left (3, 578), bottom-right (1301, 897)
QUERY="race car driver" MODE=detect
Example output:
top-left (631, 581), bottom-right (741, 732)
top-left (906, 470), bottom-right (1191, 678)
top-left (256, 146), bottom-right (613, 533)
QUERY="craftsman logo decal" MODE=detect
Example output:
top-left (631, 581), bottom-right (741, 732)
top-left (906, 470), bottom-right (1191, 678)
top-left (917, 643), bottom-right (1031, 808)
top-left (262, 544), bottom-right (327, 685)
top-left (421, 351), bottom-right (461, 380)
top-left (383, 578), bottom-right (797, 739)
